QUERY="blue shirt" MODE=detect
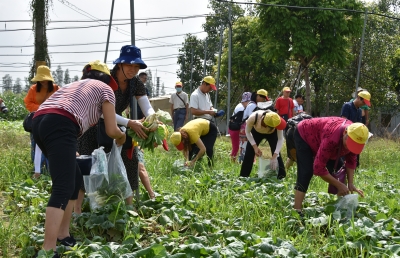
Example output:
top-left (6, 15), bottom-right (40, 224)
top-left (340, 101), bottom-right (361, 123)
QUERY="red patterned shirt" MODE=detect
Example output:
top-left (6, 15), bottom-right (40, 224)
top-left (297, 117), bottom-right (357, 176)
top-left (36, 79), bottom-right (115, 134)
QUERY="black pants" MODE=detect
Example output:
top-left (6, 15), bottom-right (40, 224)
top-left (32, 114), bottom-right (81, 210)
top-left (239, 128), bottom-right (286, 179)
top-left (189, 121), bottom-right (218, 166)
top-left (294, 128), bottom-right (343, 193)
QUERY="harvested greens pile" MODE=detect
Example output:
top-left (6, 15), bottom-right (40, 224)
top-left (87, 173), bottom-right (128, 206)
top-left (127, 110), bottom-right (173, 152)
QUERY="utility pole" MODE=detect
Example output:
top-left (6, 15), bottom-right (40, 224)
top-left (189, 46), bottom-right (194, 120)
top-left (214, 26), bottom-right (224, 109)
top-left (355, 9), bottom-right (368, 95)
top-left (226, 3), bottom-right (232, 132)
top-left (203, 37), bottom-right (207, 76)
top-left (104, 0), bottom-right (115, 63)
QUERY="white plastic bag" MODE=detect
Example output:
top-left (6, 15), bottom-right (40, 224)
top-left (258, 157), bottom-right (278, 178)
top-left (83, 147), bottom-right (109, 210)
top-left (333, 194), bottom-right (359, 220)
top-left (106, 142), bottom-right (133, 201)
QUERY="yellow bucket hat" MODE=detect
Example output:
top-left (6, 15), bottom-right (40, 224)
top-left (31, 66), bottom-right (55, 82)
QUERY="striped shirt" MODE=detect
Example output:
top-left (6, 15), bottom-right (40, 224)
top-left (36, 79), bottom-right (115, 134)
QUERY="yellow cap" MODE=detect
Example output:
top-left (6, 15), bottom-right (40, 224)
top-left (263, 112), bottom-right (287, 130)
top-left (283, 87), bottom-right (291, 92)
top-left (87, 60), bottom-right (112, 76)
top-left (175, 81), bottom-right (183, 87)
top-left (357, 91), bottom-right (371, 106)
top-left (203, 76), bottom-right (217, 90)
top-left (346, 123), bottom-right (369, 154)
top-left (257, 89), bottom-right (268, 97)
top-left (170, 132), bottom-right (181, 146)
top-left (31, 66), bottom-right (55, 82)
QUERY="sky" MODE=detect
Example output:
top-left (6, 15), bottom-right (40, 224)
top-left (0, 0), bottom-right (211, 94)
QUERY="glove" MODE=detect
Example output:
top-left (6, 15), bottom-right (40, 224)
top-left (215, 110), bottom-right (225, 117)
top-left (270, 157), bottom-right (278, 170)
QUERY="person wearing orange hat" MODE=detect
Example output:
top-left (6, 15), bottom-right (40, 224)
top-left (239, 110), bottom-right (287, 179)
top-left (189, 76), bottom-right (218, 121)
top-left (24, 65), bottom-right (60, 179)
top-left (170, 118), bottom-right (218, 167)
top-left (341, 90), bottom-right (371, 124)
top-left (170, 81), bottom-right (189, 131)
top-left (274, 86), bottom-right (295, 122)
top-left (293, 117), bottom-right (367, 214)
top-left (31, 61), bottom-right (126, 255)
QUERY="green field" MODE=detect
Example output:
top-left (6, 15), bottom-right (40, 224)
top-left (0, 120), bottom-right (399, 257)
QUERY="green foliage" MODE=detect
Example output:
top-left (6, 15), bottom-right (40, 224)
top-left (0, 91), bottom-right (29, 121)
top-left (1, 121), bottom-right (400, 257)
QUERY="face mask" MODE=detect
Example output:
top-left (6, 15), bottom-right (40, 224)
top-left (176, 87), bottom-right (182, 93)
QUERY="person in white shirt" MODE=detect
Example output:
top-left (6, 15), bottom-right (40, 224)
top-left (293, 94), bottom-right (304, 115)
top-left (170, 81), bottom-right (189, 131)
top-left (189, 76), bottom-right (217, 121)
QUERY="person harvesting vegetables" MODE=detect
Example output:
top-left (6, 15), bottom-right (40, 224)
top-left (75, 45), bottom-right (155, 213)
top-left (31, 60), bottom-right (125, 256)
top-left (239, 110), bottom-right (287, 179)
top-left (293, 117), bottom-right (367, 214)
top-left (170, 118), bottom-right (218, 167)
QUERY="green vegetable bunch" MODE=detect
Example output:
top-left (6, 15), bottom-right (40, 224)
top-left (88, 173), bottom-right (128, 206)
top-left (127, 113), bottom-right (166, 152)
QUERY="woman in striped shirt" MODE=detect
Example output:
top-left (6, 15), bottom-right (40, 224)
top-left (32, 61), bottom-right (126, 256)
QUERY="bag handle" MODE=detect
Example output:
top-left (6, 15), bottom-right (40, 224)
top-left (334, 119), bottom-right (347, 172)
top-left (175, 92), bottom-right (186, 107)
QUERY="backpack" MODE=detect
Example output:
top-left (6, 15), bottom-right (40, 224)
top-left (229, 109), bottom-right (245, 131)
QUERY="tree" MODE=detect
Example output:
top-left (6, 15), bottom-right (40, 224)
top-left (64, 69), bottom-right (71, 85)
top-left (258, 0), bottom-right (364, 113)
top-left (13, 78), bottom-right (22, 94)
top-left (24, 77), bottom-right (31, 92)
top-left (29, 0), bottom-right (52, 80)
top-left (218, 16), bottom-right (287, 109)
top-left (161, 82), bottom-right (166, 96)
top-left (2, 74), bottom-right (13, 92)
top-left (73, 75), bottom-right (79, 82)
top-left (52, 65), bottom-right (63, 86)
top-left (144, 69), bottom-right (154, 97)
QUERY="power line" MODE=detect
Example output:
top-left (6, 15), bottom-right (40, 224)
top-left (0, 31), bottom-right (204, 48)
top-left (0, 44), bottom-right (182, 56)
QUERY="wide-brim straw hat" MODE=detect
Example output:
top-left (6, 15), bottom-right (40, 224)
top-left (31, 66), bottom-right (55, 82)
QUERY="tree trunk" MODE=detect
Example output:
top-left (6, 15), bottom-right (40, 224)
top-left (304, 67), bottom-right (311, 114)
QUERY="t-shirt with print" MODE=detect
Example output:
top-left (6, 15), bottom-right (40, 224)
top-left (181, 118), bottom-right (210, 144)
top-left (36, 79), bottom-right (115, 134)
top-left (297, 117), bottom-right (357, 176)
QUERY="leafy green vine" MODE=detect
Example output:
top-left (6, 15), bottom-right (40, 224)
top-left (29, 0), bottom-right (52, 80)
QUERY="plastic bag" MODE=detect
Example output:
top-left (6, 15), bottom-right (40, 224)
top-left (83, 147), bottom-right (108, 210)
top-left (106, 142), bottom-right (133, 201)
top-left (258, 157), bottom-right (278, 178)
top-left (333, 194), bottom-right (359, 220)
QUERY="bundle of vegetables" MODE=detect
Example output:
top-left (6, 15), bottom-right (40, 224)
top-left (87, 173), bottom-right (128, 206)
top-left (127, 113), bottom-right (169, 152)
top-left (155, 109), bottom-right (172, 124)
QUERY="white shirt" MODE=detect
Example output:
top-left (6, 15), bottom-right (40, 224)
top-left (232, 103), bottom-right (244, 115)
top-left (169, 92), bottom-right (188, 109)
top-left (243, 101), bottom-right (256, 120)
top-left (293, 99), bottom-right (303, 114)
top-left (189, 87), bottom-right (213, 120)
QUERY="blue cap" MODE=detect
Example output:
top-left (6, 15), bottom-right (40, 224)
top-left (113, 45), bottom-right (147, 69)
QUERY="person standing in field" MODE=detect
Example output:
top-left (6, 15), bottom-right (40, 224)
top-left (32, 61), bottom-right (126, 256)
top-left (170, 81), bottom-right (189, 131)
top-left (189, 76), bottom-right (217, 121)
top-left (24, 65), bottom-right (59, 179)
top-left (293, 94), bottom-right (304, 115)
top-left (275, 87), bottom-right (295, 122)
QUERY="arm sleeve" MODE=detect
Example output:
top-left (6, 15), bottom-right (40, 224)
top-left (243, 103), bottom-right (255, 120)
top-left (137, 95), bottom-right (155, 116)
top-left (169, 94), bottom-right (174, 104)
top-left (189, 94), bottom-right (198, 108)
top-left (274, 130), bottom-right (284, 154)
top-left (245, 113), bottom-right (256, 145)
top-left (24, 87), bottom-right (40, 112)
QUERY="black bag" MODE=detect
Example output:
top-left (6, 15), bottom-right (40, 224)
top-left (23, 112), bottom-right (35, 133)
top-left (229, 110), bottom-right (245, 131)
top-left (97, 118), bottom-right (133, 150)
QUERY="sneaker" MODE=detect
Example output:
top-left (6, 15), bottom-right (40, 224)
top-left (57, 234), bottom-right (76, 247)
